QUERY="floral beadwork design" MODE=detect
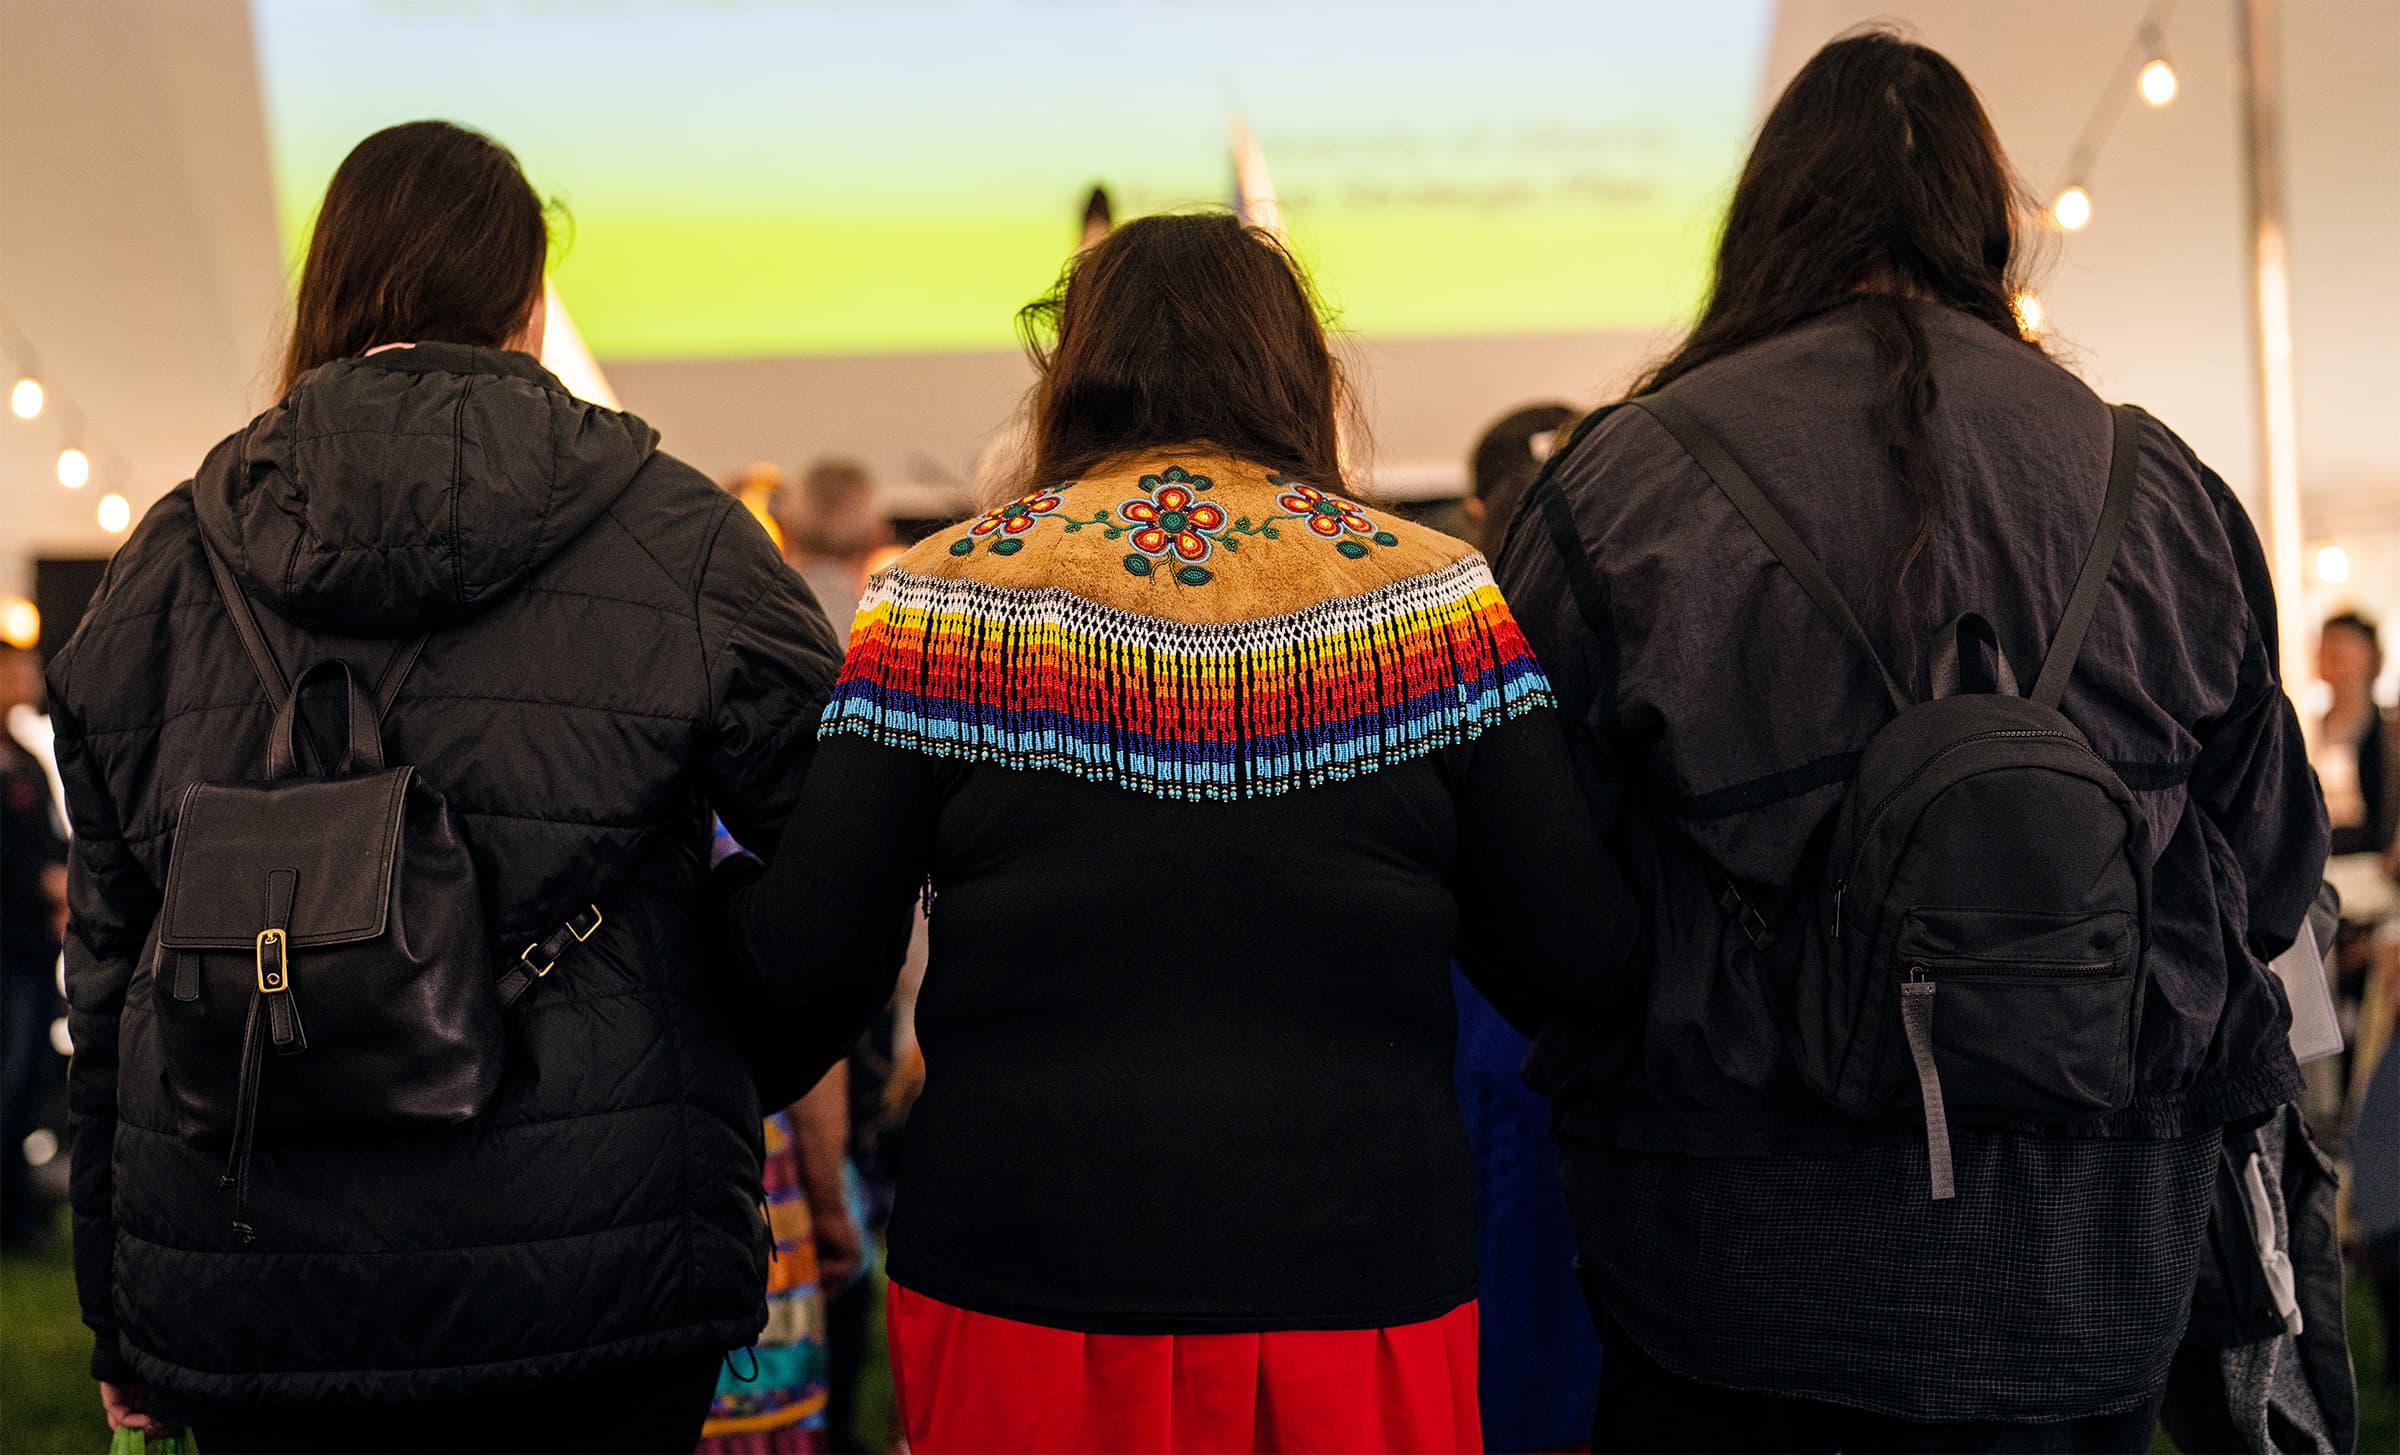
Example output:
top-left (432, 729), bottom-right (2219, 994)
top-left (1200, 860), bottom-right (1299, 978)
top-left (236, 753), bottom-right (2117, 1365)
top-left (946, 464), bottom-right (1404, 580)
top-left (1120, 475), bottom-right (1228, 567)
top-left (1277, 481), bottom-right (1375, 538)
top-left (1270, 476), bottom-right (1401, 559)
top-left (950, 489), bottom-right (1066, 556)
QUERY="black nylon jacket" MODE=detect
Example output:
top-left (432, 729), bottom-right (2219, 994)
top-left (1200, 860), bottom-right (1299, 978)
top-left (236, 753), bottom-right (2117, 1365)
top-left (1502, 303), bottom-right (2323, 1151)
top-left (46, 344), bottom-right (845, 1404)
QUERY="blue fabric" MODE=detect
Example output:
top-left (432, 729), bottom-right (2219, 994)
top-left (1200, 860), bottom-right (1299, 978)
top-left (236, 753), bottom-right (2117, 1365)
top-left (1452, 967), bottom-right (1600, 1450)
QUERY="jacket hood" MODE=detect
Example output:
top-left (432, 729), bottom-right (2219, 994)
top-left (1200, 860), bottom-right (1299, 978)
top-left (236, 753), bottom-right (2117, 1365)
top-left (192, 343), bottom-right (659, 633)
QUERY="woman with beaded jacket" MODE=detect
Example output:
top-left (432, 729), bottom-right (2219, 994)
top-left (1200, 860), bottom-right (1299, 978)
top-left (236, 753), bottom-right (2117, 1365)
top-left (715, 212), bottom-right (1641, 1453)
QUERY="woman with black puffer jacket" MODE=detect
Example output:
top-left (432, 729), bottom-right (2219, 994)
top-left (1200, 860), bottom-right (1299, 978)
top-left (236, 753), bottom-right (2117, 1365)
top-left (46, 121), bottom-right (845, 1453)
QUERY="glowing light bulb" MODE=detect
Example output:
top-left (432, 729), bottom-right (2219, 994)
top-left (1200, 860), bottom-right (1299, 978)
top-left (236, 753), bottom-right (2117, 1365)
top-left (56, 447), bottom-right (88, 489)
top-left (9, 377), bottom-right (41, 419)
top-left (98, 492), bottom-right (130, 534)
top-left (0, 597), bottom-right (38, 649)
top-left (2315, 545), bottom-right (2350, 585)
top-left (2011, 290), bottom-right (2047, 339)
top-left (2053, 186), bottom-right (2092, 231)
top-left (2139, 58), bottom-right (2178, 107)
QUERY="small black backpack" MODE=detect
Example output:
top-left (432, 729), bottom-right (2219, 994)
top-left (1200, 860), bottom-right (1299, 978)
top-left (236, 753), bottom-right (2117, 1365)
top-left (1634, 395), bottom-right (2151, 1200)
top-left (153, 550), bottom-right (603, 1237)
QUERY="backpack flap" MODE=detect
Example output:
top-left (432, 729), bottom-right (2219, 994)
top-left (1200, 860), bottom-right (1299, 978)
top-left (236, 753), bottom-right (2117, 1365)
top-left (158, 769), bottom-right (411, 951)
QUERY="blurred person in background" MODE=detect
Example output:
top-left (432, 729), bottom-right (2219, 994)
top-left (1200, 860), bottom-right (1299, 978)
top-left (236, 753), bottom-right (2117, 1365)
top-left (1450, 403), bottom-right (1602, 1452)
top-left (1463, 403), bottom-right (1578, 557)
top-left (46, 120), bottom-right (844, 1452)
top-left (1501, 32), bottom-right (2324, 1452)
top-left (772, 459), bottom-right (890, 625)
top-left (716, 211), bottom-right (1643, 1453)
top-left (737, 455), bottom-right (898, 1452)
top-left (2318, 611), bottom-right (2396, 863)
top-left (2, 644), bottom-right (68, 1251)
top-left (730, 462), bottom-right (792, 551)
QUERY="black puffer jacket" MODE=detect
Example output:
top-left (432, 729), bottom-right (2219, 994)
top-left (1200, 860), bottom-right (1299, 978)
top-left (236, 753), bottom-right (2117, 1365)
top-left (46, 344), bottom-right (844, 1404)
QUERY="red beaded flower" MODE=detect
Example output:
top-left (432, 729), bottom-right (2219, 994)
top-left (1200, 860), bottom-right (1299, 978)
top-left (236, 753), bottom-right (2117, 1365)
top-left (1276, 482), bottom-right (1376, 538)
top-left (1120, 481), bottom-right (1228, 563)
top-left (970, 490), bottom-right (1065, 537)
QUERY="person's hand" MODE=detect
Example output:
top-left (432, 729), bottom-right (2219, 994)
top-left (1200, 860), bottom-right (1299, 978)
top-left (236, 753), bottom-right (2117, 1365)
top-left (100, 1380), bottom-right (167, 1433)
top-left (812, 1208), bottom-right (865, 1291)
top-left (42, 863), bottom-right (68, 945)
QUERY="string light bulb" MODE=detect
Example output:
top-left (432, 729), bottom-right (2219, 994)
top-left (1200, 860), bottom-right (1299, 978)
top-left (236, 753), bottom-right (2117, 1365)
top-left (2053, 185), bottom-right (2092, 231)
top-left (98, 492), bottom-right (131, 534)
top-left (2315, 545), bottom-right (2350, 585)
top-left (2137, 24), bottom-right (2177, 107)
top-left (56, 446), bottom-right (89, 489)
top-left (2011, 290), bottom-right (2048, 339)
top-left (0, 597), bottom-right (37, 650)
top-left (8, 377), bottom-right (41, 419)
top-left (2139, 57), bottom-right (2178, 107)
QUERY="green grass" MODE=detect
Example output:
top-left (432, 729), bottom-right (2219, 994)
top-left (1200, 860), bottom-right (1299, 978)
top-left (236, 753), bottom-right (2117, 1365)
top-left (854, 1264), bottom-right (896, 1452)
top-left (2347, 1268), bottom-right (2398, 1455)
top-left (0, 1209), bottom-right (95, 1455)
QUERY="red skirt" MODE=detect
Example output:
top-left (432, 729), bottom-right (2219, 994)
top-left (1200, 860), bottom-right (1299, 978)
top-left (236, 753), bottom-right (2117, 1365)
top-left (887, 1282), bottom-right (1482, 1454)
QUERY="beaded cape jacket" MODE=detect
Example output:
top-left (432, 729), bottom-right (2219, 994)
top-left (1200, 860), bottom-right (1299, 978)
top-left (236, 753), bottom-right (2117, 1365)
top-left (820, 450), bottom-right (1555, 800)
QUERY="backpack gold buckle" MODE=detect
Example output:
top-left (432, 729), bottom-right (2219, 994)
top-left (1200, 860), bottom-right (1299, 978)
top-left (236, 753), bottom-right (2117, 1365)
top-left (255, 928), bottom-right (290, 994)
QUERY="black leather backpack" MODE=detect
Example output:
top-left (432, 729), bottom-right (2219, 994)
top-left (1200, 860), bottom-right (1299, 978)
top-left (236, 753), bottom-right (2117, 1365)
top-left (1634, 395), bottom-right (2151, 1200)
top-left (154, 551), bottom-right (603, 1237)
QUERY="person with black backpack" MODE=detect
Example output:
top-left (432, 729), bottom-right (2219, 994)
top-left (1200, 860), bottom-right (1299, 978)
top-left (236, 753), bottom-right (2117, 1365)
top-left (1497, 32), bottom-right (2328, 1454)
top-left (44, 122), bottom-right (846, 1452)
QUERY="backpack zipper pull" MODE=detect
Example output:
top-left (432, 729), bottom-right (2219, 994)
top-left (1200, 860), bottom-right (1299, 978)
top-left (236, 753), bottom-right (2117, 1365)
top-left (1899, 966), bottom-right (1954, 1201)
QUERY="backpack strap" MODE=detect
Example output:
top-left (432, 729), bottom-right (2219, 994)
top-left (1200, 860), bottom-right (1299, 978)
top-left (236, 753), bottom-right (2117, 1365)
top-left (203, 542), bottom-right (428, 750)
top-left (495, 903), bottom-right (606, 1009)
top-left (2029, 404), bottom-right (2144, 710)
top-left (1633, 395), bottom-right (1912, 716)
top-left (203, 542), bottom-right (292, 699)
top-left (265, 661), bottom-right (386, 780)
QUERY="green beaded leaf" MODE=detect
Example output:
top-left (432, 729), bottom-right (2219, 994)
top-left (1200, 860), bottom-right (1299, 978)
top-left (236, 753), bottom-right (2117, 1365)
top-left (1373, 531), bottom-right (1399, 547)
top-left (1174, 565), bottom-right (1214, 586)
top-left (1122, 554), bottom-right (1154, 577)
top-left (948, 538), bottom-right (976, 556)
top-left (990, 538), bottom-right (1024, 556)
top-left (1336, 540), bottom-right (1369, 559)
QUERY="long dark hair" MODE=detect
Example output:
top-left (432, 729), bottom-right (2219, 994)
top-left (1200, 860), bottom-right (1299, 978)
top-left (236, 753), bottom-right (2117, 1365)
top-left (1017, 212), bottom-right (1352, 494)
top-left (281, 121), bottom-right (550, 394)
top-left (1636, 29), bottom-right (2042, 605)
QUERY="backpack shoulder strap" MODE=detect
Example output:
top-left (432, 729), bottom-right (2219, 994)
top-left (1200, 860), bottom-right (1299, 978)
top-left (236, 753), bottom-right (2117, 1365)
top-left (203, 541), bottom-right (291, 700)
top-left (2029, 403), bottom-right (2144, 710)
top-left (1633, 394), bottom-right (1911, 715)
top-left (203, 541), bottom-right (429, 731)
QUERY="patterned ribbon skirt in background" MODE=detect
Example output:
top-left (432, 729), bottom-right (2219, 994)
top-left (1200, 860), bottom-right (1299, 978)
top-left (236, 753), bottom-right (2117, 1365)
top-left (699, 1110), bottom-right (829, 1454)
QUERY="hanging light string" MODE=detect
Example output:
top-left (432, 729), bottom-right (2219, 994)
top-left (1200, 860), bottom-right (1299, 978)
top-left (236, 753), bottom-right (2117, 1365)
top-left (2014, 1), bottom-right (2180, 339)
top-left (2, 307), bottom-right (134, 535)
top-left (2049, 0), bottom-right (2181, 232)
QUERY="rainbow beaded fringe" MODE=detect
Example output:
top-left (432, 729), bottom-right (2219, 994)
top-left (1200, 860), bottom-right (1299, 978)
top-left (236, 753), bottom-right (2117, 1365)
top-left (822, 555), bottom-right (1555, 801)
